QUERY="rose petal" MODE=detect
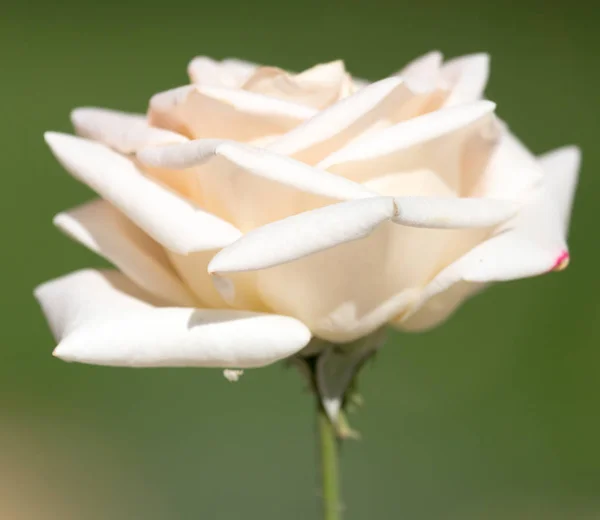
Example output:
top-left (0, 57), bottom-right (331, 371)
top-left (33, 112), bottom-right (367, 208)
top-left (473, 129), bottom-right (544, 201)
top-left (398, 145), bottom-right (580, 331)
top-left (221, 58), bottom-right (260, 75)
top-left (396, 50), bottom-right (443, 92)
top-left (441, 53), bottom-right (490, 106)
top-left (71, 107), bottom-right (187, 154)
top-left (242, 60), bottom-right (352, 109)
top-left (148, 84), bottom-right (316, 141)
top-left (391, 196), bottom-right (517, 228)
top-left (320, 100), bottom-right (496, 172)
top-left (137, 139), bottom-right (375, 201)
top-left (35, 269), bottom-right (311, 368)
top-left (209, 197), bottom-right (396, 274)
top-left (208, 183), bottom-right (513, 343)
top-left (538, 145), bottom-right (580, 234)
top-left (245, 171), bottom-right (454, 343)
top-left (54, 199), bottom-right (195, 306)
top-left (266, 77), bottom-right (424, 165)
top-left (208, 195), bottom-right (516, 275)
top-left (187, 56), bottom-right (256, 87)
top-left (44, 132), bottom-right (241, 254)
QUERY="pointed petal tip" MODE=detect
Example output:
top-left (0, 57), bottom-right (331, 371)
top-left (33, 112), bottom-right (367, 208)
top-left (455, 52), bottom-right (490, 63)
top-left (44, 131), bottom-right (82, 154)
top-left (44, 131), bottom-right (62, 146)
top-left (70, 107), bottom-right (86, 124)
top-left (207, 255), bottom-right (235, 277)
top-left (32, 282), bottom-right (45, 302)
top-left (52, 341), bottom-right (80, 363)
top-left (52, 338), bottom-right (75, 360)
top-left (477, 99), bottom-right (496, 113)
top-left (70, 106), bottom-right (100, 125)
top-left (550, 251), bottom-right (570, 272)
top-left (52, 212), bottom-right (67, 228)
top-left (552, 144), bottom-right (582, 165)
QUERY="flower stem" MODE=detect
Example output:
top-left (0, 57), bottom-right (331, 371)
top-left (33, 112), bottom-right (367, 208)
top-left (317, 404), bottom-right (342, 520)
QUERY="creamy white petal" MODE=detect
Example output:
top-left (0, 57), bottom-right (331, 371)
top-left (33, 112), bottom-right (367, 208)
top-left (238, 186), bottom-right (514, 343)
top-left (188, 56), bottom-right (227, 85)
top-left (397, 281), bottom-right (485, 331)
top-left (248, 169), bottom-right (453, 342)
top-left (538, 145), bottom-right (580, 235)
top-left (188, 56), bottom-right (255, 87)
top-left (44, 132), bottom-right (241, 254)
top-left (471, 129), bottom-right (543, 201)
top-left (137, 139), bottom-right (375, 201)
top-left (71, 107), bottom-right (187, 154)
top-left (221, 58), bottom-right (260, 78)
top-left (241, 60), bottom-right (351, 109)
top-left (148, 84), bottom-right (316, 140)
top-left (54, 199), bottom-right (195, 306)
top-left (209, 196), bottom-right (516, 275)
top-left (35, 269), bottom-right (311, 368)
top-left (147, 85), bottom-right (195, 135)
top-left (392, 196), bottom-right (517, 228)
top-left (396, 51), bottom-right (443, 92)
top-left (167, 249), bottom-right (267, 310)
top-left (399, 145), bottom-right (580, 330)
top-left (198, 85), bottom-right (316, 119)
top-left (441, 53), bottom-right (490, 106)
top-left (209, 197), bottom-right (396, 274)
top-left (320, 100), bottom-right (496, 171)
top-left (266, 76), bottom-right (413, 163)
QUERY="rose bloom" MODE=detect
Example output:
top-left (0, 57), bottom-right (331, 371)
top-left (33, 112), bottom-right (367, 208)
top-left (36, 52), bottom-right (579, 369)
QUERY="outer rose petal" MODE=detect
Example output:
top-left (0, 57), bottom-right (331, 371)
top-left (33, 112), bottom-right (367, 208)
top-left (471, 129), bottom-right (543, 201)
top-left (71, 107), bottom-right (187, 153)
top-left (398, 145), bottom-right (580, 331)
top-left (54, 199), bottom-right (196, 306)
top-left (44, 132), bottom-right (241, 254)
top-left (207, 194), bottom-right (516, 342)
top-left (35, 269), bottom-right (311, 368)
top-left (209, 195), bottom-right (516, 274)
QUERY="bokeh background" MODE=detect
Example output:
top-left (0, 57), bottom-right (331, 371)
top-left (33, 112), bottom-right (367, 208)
top-left (2, 0), bottom-right (599, 518)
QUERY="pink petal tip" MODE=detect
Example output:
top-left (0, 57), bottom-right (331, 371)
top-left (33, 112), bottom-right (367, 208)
top-left (551, 251), bottom-right (570, 272)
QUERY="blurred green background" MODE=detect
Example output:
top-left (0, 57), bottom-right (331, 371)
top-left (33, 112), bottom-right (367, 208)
top-left (2, 0), bottom-right (599, 518)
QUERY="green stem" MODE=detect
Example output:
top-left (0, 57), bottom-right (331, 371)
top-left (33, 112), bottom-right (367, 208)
top-left (317, 405), bottom-right (342, 520)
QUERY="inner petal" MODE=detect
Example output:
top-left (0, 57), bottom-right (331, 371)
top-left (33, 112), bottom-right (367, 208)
top-left (266, 79), bottom-right (438, 167)
top-left (322, 110), bottom-right (498, 194)
top-left (148, 85), bottom-right (314, 142)
top-left (242, 61), bottom-right (353, 109)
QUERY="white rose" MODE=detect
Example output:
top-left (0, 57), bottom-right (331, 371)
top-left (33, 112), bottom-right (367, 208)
top-left (36, 52), bottom-right (579, 370)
